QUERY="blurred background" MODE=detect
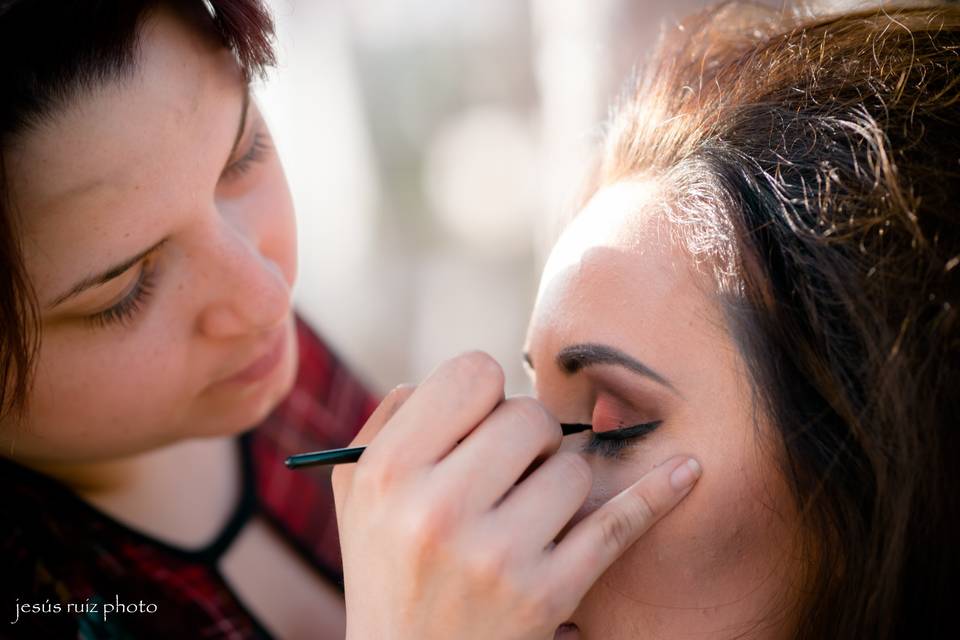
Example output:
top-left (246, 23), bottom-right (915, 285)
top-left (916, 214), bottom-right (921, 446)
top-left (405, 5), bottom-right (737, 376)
top-left (258, 0), bottom-right (865, 396)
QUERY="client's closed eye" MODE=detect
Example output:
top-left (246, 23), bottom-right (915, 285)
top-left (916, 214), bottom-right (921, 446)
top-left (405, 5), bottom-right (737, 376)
top-left (584, 420), bottom-right (662, 459)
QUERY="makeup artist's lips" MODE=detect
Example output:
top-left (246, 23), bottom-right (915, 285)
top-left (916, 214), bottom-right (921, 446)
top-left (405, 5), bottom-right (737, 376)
top-left (218, 324), bottom-right (288, 386)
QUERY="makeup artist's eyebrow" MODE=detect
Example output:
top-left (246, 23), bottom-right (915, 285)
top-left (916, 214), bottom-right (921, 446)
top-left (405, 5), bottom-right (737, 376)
top-left (48, 236), bottom-right (169, 309)
top-left (556, 343), bottom-right (679, 394)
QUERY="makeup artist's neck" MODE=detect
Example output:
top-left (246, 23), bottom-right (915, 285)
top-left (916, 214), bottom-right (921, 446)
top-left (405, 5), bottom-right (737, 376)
top-left (28, 437), bottom-right (228, 492)
top-left (33, 437), bottom-right (241, 549)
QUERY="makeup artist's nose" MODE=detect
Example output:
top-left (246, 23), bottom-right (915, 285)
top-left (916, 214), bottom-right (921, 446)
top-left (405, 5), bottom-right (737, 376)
top-left (197, 227), bottom-right (292, 339)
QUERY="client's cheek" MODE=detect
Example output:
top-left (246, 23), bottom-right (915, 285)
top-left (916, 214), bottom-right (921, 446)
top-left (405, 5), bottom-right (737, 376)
top-left (579, 449), bottom-right (799, 611)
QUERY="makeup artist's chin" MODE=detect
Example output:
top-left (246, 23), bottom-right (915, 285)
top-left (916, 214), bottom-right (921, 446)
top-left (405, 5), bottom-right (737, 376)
top-left (203, 312), bottom-right (300, 434)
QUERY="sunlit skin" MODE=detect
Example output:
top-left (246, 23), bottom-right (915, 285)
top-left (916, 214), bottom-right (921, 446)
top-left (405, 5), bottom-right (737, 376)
top-left (1, 7), bottom-right (299, 478)
top-left (525, 181), bottom-right (804, 638)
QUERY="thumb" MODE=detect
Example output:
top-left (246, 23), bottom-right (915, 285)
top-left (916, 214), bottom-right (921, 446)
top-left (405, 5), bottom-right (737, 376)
top-left (547, 455), bottom-right (701, 612)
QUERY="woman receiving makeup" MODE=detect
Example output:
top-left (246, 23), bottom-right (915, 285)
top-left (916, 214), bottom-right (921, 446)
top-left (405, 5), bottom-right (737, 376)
top-left (332, 3), bottom-right (960, 639)
top-left (0, 1), bottom-right (696, 638)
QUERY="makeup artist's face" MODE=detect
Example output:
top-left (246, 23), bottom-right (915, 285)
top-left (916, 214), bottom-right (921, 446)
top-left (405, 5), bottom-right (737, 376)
top-left (0, 7), bottom-right (298, 467)
top-left (525, 181), bottom-right (803, 639)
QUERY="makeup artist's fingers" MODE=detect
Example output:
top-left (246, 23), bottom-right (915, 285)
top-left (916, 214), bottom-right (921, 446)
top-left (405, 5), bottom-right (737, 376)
top-left (485, 451), bottom-right (592, 553)
top-left (432, 396), bottom-right (562, 513)
top-left (361, 351), bottom-right (505, 469)
top-left (349, 384), bottom-right (417, 448)
top-left (331, 384), bottom-right (415, 500)
top-left (544, 455), bottom-right (701, 607)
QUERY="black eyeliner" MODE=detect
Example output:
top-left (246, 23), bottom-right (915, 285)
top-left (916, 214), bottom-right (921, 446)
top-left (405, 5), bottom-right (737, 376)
top-left (592, 421), bottom-right (662, 440)
top-left (583, 420), bottom-right (662, 459)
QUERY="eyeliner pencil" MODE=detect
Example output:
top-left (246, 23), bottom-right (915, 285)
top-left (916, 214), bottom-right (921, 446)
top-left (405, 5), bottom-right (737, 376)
top-left (284, 422), bottom-right (592, 469)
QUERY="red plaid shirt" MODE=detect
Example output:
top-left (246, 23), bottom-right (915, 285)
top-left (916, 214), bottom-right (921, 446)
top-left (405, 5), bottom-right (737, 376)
top-left (0, 313), bottom-right (379, 639)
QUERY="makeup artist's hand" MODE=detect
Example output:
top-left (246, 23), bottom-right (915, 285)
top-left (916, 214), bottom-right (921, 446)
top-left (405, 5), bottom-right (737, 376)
top-left (332, 352), bottom-right (701, 640)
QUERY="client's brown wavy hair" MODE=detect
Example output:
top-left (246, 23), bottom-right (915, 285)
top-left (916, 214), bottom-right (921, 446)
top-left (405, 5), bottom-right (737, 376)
top-left (590, 3), bottom-right (960, 637)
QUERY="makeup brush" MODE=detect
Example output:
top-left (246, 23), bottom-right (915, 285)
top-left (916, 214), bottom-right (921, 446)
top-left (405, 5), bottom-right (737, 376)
top-left (284, 423), bottom-right (592, 469)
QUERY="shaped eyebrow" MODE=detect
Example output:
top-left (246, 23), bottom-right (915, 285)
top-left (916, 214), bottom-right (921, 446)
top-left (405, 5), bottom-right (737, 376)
top-left (555, 343), bottom-right (678, 394)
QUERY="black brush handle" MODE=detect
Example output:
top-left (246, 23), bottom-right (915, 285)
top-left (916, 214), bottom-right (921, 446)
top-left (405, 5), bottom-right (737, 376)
top-left (284, 422), bottom-right (591, 469)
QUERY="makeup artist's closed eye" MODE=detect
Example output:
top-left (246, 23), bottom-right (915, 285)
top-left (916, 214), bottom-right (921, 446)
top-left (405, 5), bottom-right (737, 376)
top-left (42, 91), bottom-right (274, 333)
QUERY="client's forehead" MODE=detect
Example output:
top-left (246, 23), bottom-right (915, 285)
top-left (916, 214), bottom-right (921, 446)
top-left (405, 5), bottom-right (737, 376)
top-left (535, 180), bottom-right (678, 309)
top-left (527, 180), bottom-right (724, 366)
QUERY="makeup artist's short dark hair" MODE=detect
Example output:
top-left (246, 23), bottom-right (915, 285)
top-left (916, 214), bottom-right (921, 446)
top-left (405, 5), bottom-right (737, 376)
top-left (589, 2), bottom-right (960, 637)
top-left (0, 0), bottom-right (275, 421)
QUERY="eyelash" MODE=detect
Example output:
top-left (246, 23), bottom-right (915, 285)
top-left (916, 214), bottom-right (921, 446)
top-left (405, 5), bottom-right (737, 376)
top-left (583, 420), bottom-right (662, 459)
top-left (84, 266), bottom-right (157, 330)
top-left (221, 130), bottom-right (272, 180)
top-left (82, 130), bottom-right (270, 331)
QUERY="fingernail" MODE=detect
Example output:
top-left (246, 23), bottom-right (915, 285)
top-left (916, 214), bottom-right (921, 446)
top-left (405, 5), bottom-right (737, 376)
top-left (669, 458), bottom-right (702, 491)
